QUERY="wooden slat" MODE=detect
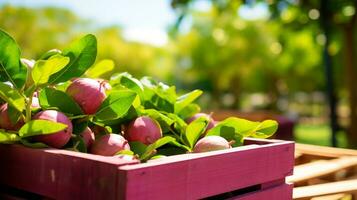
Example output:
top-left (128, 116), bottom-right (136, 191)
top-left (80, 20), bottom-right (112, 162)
top-left (295, 151), bottom-right (303, 159)
top-left (311, 193), bottom-right (350, 200)
top-left (295, 143), bottom-right (357, 158)
top-left (232, 183), bottom-right (293, 200)
top-left (118, 141), bottom-right (295, 199)
top-left (287, 156), bottom-right (357, 183)
top-left (293, 179), bottom-right (357, 199)
top-left (0, 144), bottom-right (139, 199)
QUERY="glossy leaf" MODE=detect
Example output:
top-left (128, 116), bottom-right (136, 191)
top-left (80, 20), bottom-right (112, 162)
top-left (251, 120), bottom-right (278, 138)
top-left (129, 141), bottom-right (147, 157)
top-left (140, 136), bottom-right (177, 161)
top-left (0, 131), bottom-right (20, 143)
top-left (49, 34), bottom-right (97, 84)
top-left (0, 29), bottom-right (27, 89)
top-left (86, 59), bottom-right (114, 78)
top-left (19, 119), bottom-right (68, 137)
top-left (39, 87), bottom-right (83, 115)
top-left (95, 90), bottom-right (136, 121)
top-left (175, 89), bottom-right (202, 114)
top-left (0, 82), bottom-right (25, 112)
top-left (32, 54), bottom-right (70, 86)
top-left (184, 116), bottom-right (209, 148)
top-left (207, 117), bottom-right (260, 137)
top-left (20, 139), bottom-right (49, 148)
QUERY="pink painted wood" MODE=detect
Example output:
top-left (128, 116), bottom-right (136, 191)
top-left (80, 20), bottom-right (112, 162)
top-left (117, 139), bottom-right (294, 199)
top-left (0, 144), bottom-right (139, 199)
top-left (0, 138), bottom-right (294, 199)
top-left (231, 183), bottom-right (293, 200)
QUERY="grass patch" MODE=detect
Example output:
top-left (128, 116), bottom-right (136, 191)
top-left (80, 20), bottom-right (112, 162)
top-left (294, 124), bottom-right (348, 148)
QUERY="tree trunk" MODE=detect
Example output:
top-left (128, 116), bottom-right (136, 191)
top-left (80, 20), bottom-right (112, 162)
top-left (343, 12), bottom-right (357, 148)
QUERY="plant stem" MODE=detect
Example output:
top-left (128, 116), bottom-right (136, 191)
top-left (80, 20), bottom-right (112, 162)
top-left (25, 90), bottom-right (35, 123)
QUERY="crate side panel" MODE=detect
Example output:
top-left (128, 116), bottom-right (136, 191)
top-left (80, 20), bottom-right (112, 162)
top-left (56, 157), bottom-right (119, 200)
top-left (0, 145), bottom-right (59, 198)
top-left (0, 144), bottom-right (139, 199)
top-left (119, 142), bottom-right (294, 200)
top-left (232, 183), bottom-right (293, 200)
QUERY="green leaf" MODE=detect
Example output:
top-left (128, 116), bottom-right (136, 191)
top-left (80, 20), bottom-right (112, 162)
top-left (206, 117), bottom-right (261, 147)
top-left (39, 87), bottom-right (83, 115)
top-left (175, 90), bottom-right (202, 114)
top-left (129, 141), bottom-right (147, 157)
top-left (7, 105), bottom-right (22, 125)
top-left (141, 136), bottom-right (177, 161)
top-left (177, 103), bottom-right (200, 120)
top-left (19, 119), bottom-right (68, 137)
top-left (71, 136), bottom-right (87, 153)
top-left (184, 116), bottom-right (209, 149)
top-left (150, 155), bottom-right (167, 160)
top-left (207, 117), bottom-right (260, 137)
top-left (72, 117), bottom-right (89, 135)
top-left (20, 139), bottom-right (49, 148)
top-left (140, 76), bottom-right (176, 113)
top-left (0, 82), bottom-right (25, 112)
top-left (0, 131), bottom-right (20, 143)
top-left (139, 109), bottom-right (175, 132)
top-left (117, 73), bottom-right (144, 97)
top-left (251, 120), bottom-right (278, 138)
top-left (95, 90), bottom-right (136, 121)
top-left (39, 49), bottom-right (62, 60)
top-left (86, 59), bottom-right (114, 78)
top-left (32, 54), bottom-right (70, 86)
top-left (0, 29), bottom-right (27, 89)
top-left (115, 149), bottom-right (135, 156)
top-left (49, 34), bottom-right (97, 84)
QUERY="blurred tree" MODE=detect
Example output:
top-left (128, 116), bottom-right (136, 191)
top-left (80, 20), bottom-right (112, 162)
top-left (171, 0), bottom-right (357, 148)
top-left (0, 5), bottom-right (82, 59)
top-left (0, 5), bottom-right (172, 81)
top-left (171, 2), bottom-right (323, 110)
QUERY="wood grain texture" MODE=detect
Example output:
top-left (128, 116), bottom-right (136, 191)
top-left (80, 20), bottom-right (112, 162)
top-left (0, 139), bottom-right (294, 199)
top-left (232, 183), bottom-right (293, 200)
top-left (0, 144), bottom-right (139, 199)
top-left (293, 179), bottom-right (357, 199)
top-left (288, 156), bottom-right (357, 184)
top-left (117, 141), bottom-right (294, 200)
top-left (295, 143), bottom-right (357, 158)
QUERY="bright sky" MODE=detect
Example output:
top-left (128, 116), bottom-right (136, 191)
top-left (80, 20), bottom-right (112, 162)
top-left (0, 0), bottom-right (268, 46)
top-left (0, 0), bottom-right (177, 46)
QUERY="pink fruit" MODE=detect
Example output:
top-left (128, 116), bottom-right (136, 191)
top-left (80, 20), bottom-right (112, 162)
top-left (33, 110), bottom-right (73, 148)
top-left (0, 104), bottom-right (24, 131)
top-left (80, 127), bottom-right (95, 148)
top-left (193, 136), bottom-right (231, 153)
top-left (125, 116), bottom-right (162, 145)
top-left (91, 134), bottom-right (130, 156)
top-left (66, 78), bottom-right (111, 115)
top-left (187, 113), bottom-right (216, 132)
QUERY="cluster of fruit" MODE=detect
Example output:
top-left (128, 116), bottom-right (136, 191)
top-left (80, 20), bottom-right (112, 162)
top-left (0, 30), bottom-right (278, 162)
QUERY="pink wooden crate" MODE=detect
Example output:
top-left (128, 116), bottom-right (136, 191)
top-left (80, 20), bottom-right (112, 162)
top-left (0, 138), bottom-right (294, 199)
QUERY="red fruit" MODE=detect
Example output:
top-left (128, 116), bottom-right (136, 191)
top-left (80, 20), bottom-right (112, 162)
top-left (66, 78), bottom-right (111, 115)
top-left (33, 110), bottom-right (72, 148)
top-left (90, 134), bottom-right (130, 156)
top-left (193, 136), bottom-right (231, 153)
top-left (126, 116), bottom-right (162, 145)
top-left (80, 127), bottom-right (95, 148)
top-left (187, 113), bottom-right (216, 132)
top-left (0, 104), bottom-right (24, 131)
